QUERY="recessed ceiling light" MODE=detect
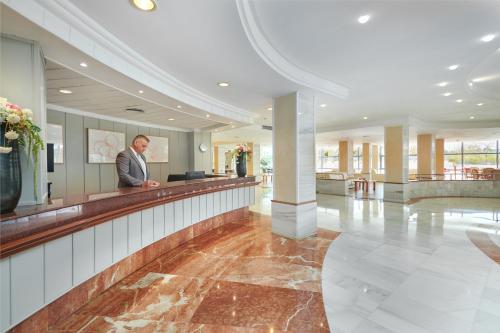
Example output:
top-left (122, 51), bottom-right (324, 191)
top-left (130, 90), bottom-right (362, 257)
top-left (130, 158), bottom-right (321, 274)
top-left (358, 15), bottom-right (371, 24)
top-left (138, 90), bottom-right (144, 94)
top-left (469, 116), bottom-right (475, 119)
top-left (206, 114), bottom-right (210, 118)
top-left (217, 82), bottom-right (230, 87)
top-left (442, 92), bottom-right (452, 97)
top-left (447, 64), bottom-right (459, 71)
top-left (59, 89), bottom-right (72, 94)
top-left (229, 121), bottom-right (233, 124)
top-left (320, 104), bottom-right (327, 108)
top-left (130, 0), bottom-right (157, 11)
top-left (363, 116), bottom-right (368, 120)
top-left (231, 125), bottom-right (235, 128)
top-left (168, 118), bottom-right (174, 121)
top-left (456, 99), bottom-right (463, 103)
top-left (477, 103), bottom-right (484, 106)
top-left (267, 107), bottom-right (273, 111)
top-left (481, 34), bottom-right (495, 43)
top-left (79, 62), bottom-right (88, 68)
top-left (176, 105), bottom-right (182, 109)
top-left (437, 82), bottom-right (449, 87)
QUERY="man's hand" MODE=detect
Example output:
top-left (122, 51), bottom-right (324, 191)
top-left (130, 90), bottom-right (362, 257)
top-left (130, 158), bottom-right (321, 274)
top-left (142, 180), bottom-right (160, 187)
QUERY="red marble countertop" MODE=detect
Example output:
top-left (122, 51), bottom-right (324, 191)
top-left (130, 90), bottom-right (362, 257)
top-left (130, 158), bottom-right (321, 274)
top-left (0, 176), bottom-right (257, 258)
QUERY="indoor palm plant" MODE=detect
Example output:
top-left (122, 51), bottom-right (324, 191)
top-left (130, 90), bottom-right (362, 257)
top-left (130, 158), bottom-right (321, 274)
top-left (0, 97), bottom-right (44, 213)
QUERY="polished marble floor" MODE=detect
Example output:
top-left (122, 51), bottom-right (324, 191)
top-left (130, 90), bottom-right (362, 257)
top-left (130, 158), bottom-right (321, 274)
top-left (318, 195), bottom-right (500, 333)
top-left (50, 187), bottom-right (500, 332)
top-left (50, 204), bottom-right (339, 332)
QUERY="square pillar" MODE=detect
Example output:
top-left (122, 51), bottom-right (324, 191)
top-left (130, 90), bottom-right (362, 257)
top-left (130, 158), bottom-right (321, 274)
top-left (372, 145), bottom-right (379, 171)
top-left (272, 92), bottom-right (317, 239)
top-left (435, 138), bottom-right (444, 175)
top-left (362, 143), bottom-right (371, 174)
top-left (417, 134), bottom-right (435, 175)
top-left (384, 125), bottom-right (409, 203)
top-left (339, 140), bottom-right (353, 175)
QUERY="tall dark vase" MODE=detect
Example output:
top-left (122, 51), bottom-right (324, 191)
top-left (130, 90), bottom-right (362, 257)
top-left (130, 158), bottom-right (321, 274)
top-left (0, 125), bottom-right (22, 214)
top-left (236, 154), bottom-right (247, 177)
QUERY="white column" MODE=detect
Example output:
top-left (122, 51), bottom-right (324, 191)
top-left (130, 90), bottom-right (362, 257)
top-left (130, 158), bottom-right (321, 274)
top-left (272, 92), bottom-right (317, 239)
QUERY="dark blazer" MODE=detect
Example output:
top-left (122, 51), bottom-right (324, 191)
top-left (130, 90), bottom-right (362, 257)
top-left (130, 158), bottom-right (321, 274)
top-left (116, 148), bottom-right (149, 187)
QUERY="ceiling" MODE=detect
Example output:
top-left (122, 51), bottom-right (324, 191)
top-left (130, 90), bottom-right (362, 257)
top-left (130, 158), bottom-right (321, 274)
top-left (68, 0), bottom-right (500, 131)
top-left (45, 60), bottom-right (219, 129)
top-left (3, 0), bottom-right (500, 137)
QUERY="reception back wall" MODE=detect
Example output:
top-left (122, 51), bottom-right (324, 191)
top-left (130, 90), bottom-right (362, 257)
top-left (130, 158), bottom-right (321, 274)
top-left (47, 109), bottom-right (191, 198)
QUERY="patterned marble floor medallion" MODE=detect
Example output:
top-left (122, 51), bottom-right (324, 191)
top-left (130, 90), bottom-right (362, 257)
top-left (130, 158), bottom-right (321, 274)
top-left (50, 212), bottom-right (340, 332)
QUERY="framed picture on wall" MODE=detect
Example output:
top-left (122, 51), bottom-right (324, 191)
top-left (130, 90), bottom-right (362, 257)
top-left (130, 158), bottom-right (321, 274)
top-left (88, 128), bottom-right (125, 163)
top-left (47, 123), bottom-right (64, 163)
top-left (143, 135), bottom-right (169, 162)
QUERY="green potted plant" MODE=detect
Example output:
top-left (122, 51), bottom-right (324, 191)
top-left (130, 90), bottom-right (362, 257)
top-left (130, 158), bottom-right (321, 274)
top-left (0, 97), bottom-right (44, 213)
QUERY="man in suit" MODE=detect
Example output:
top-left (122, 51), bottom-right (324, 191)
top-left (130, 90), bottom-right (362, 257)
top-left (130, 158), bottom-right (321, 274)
top-left (116, 135), bottom-right (160, 188)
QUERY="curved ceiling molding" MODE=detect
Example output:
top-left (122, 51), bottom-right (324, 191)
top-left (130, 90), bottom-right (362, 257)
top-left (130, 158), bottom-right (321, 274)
top-left (236, 0), bottom-right (349, 99)
top-left (3, 0), bottom-right (255, 124)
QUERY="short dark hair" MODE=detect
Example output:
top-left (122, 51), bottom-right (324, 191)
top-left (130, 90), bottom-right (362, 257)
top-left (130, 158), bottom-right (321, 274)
top-left (132, 134), bottom-right (150, 144)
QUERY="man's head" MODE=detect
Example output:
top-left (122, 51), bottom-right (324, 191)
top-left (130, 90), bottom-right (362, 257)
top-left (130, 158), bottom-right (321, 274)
top-left (131, 135), bottom-right (150, 154)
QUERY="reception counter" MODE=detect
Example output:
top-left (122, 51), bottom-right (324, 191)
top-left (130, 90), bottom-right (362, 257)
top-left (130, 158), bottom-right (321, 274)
top-left (0, 176), bottom-right (258, 332)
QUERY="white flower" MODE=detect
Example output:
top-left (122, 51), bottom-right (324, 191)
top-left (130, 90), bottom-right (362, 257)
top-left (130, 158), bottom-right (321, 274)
top-left (0, 97), bottom-right (7, 109)
top-left (0, 146), bottom-right (12, 154)
top-left (22, 108), bottom-right (33, 118)
top-left (6, 113), bottom-right (20, 124)
top-left (5, 130), bottom-right (19, 140)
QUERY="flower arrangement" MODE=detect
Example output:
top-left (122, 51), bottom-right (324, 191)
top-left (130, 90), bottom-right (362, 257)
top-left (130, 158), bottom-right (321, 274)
top-left (1, 97), bottom-right (44, 197)
top-left (232, 143), bottom-right (251, 159)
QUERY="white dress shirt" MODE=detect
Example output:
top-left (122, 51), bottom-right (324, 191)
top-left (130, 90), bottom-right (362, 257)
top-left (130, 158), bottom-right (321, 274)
top-left (130, 146), bottom-right (147, 181)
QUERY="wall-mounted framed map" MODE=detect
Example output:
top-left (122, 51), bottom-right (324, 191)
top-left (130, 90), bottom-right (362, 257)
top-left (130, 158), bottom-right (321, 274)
top-left (143, 135), bottom-right (169, 162)
top-left (88, 128), bottom-right (125, 163)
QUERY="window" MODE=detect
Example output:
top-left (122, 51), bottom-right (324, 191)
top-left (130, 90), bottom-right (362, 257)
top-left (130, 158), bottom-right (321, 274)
top-left (409, 144), bottom-right (418, 171)
top-left (379, 145), bottom-right (385, 170)
top-left (353, 145), bottom-right (362, 173)
top-left (316, 145), bottom-right (339, 171)
top-left (463, 140), bottom-right (497, 169)
top-left (444, 140), bottom-right (499, 172)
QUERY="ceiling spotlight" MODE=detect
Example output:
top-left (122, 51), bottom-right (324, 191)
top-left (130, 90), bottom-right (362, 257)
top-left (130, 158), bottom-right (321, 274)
top-left (447, 64), bottom-right (459, 71)
top-left (59, 89), bottom-right (72, 94)
top-left (176, 105), bottom-right (182, 109)
top-left (217, 82), bottom-right (230, 87)
top-left (320, 104), bottom-right (327, 108)
top-left (468, 82), bottom-right (473, 87)
top-left (358, 15), bottom-right (371, 24)
top-left (443, 92), bottom-right (452, 97)
top-left (168, 118), bottom-right (174, 121)
top-left (469, 116), bottom-right (475, 119)
top-left (79, 62), bottom-right (88, 68)
top-left (267, 107), bottom-right (273, 111)
top-left (206, 114), bottom-right (210, 118)
top-left (138, 90), bottom-right (144, 94)
top-left (231, 125), bottom-right (235, 128)
top-left (477, 103), bottom-right (484, 106)
top-left (130, 0), bottom-right (157, 11)
top-left (437, 82), bottom-right (449, 87)
top-left (456, 99), bottom-right (463, 103)
top-left (481, 34), bottom-right (495, 43)
top-left (363, 116), bottom-right (368, 120)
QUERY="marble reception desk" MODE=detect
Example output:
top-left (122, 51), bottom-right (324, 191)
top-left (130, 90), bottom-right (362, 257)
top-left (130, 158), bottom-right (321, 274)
top-left (0, 176), bottom-right (257, 332)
